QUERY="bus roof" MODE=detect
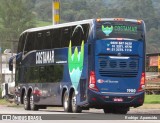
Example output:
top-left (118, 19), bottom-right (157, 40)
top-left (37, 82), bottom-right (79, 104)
top-left (20, 19), bottom-right (94, 35)
top-left (20, 18), bottom-right (144, 36)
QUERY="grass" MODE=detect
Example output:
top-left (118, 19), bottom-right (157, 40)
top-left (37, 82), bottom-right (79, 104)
top-left (144, 95), bottom-right (160, 104)
top-left (0, 98), bottom-right (10, 105)
top-left (0, 98), bottom-right (21, 108)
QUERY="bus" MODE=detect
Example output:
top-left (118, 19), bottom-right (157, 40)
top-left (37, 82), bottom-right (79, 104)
top-left (10, 18), bottom-right (146, 114)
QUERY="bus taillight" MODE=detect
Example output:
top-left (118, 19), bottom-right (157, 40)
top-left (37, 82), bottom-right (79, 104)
top-left (89, 71), bottom-right (99, 92)
top-left (138, 73), bottom-right (145, 92)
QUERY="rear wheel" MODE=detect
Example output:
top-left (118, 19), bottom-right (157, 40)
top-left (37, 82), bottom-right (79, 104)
top-left (114, 107), bottom-right (129, 114)
top-left (71, 91), bottom-right (82, 113)
top-left (23, 92), bottom-right (30, 110)
top-left (103, 107), bottom-right (129, 114)
top-left (30, 93), bottom-right (39, 111)
top-left (103, 107), bottom-right (113, 114)
top-left (63, 91), bottom-right (72, 112)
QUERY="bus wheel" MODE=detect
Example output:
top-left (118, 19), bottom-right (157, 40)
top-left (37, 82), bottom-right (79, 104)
top-left (30, 93), bottom-right (39, 111)
top-left (71, 91), bottom-right (82, 113)
top-left (114, 107), bottom-right (129, 114)
top-left (103, 108), bottom-right (112, 114)
top-left (63, 91), bottom-right (72, 112)
top-left (23, 92), bottom-right (30, 110)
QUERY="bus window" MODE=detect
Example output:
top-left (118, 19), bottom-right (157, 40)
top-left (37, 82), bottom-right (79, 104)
top-left (54, 65), bottom-right (63, 82)
top-left (44, 65), bottom-right (63, 82)
top-left (96, 21), bottom-right (144, 40)
top-left (71, 25), bottom-right (84, 46)
top-left (24, 33), bottom-right (35, 53)
top-left (35, 32), bottom-right (45, 50)
top-left (45, 65), bottom-right (54, 82)
top-left (18, 34), bottom-right (25, 53)
top-left (34, 67), bottom-right (39, 83)
top-left (71, 24), bottom-right (89, 46)
top-left (44, 30), bottom-right (52, 49)
top-left (82, 24), bottom-right (90, 43)
top-left (52, 29), bottom-right (61, 48)
top-left (39, 66), bottom-right (46, 82)
top-left (61, 27), bottom-right (72, 48)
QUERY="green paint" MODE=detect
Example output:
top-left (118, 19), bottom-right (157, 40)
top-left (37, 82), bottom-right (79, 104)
top-left (68, 40), bottom-right (84, 90)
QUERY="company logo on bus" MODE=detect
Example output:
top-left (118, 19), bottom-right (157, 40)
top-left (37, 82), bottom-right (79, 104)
top-left (36, 50), bottom-right (54, 64)
top-left (97, 79), bottom-right (104, 83)
top-left (102, 22), bottom-right (113, 36)
top-left (97, 79), bottom-right (119, 84)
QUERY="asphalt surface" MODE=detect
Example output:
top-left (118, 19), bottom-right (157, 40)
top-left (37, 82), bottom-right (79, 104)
top-left (0, 105), bottom-right (160, 121)
top-left (0, 105), bottom-right (160, 114)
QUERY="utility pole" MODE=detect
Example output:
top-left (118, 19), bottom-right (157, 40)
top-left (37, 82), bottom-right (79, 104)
top-left (52, 0), bottom-right (60, 25)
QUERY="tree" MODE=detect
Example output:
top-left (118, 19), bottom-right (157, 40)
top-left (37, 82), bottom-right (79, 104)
top-left (0, 0), bottom-right (36, 52)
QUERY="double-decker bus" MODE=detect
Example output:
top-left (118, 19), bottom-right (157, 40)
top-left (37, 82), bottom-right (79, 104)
top-left (10, 18), bottom-right (146, 114)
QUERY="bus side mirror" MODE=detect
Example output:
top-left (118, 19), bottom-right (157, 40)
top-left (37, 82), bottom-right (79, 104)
top-left (9, 64), bottom-right (13, 71)
top-left (9, 58), bottom-right (13, 71)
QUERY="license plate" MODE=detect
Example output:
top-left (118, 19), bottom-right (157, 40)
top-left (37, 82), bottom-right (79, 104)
top-left (113, 98), bottom-right (123, 102)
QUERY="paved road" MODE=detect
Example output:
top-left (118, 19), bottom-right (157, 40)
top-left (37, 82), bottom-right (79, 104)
top-left (0, 105), bottom-right (160, 114)
top-left (0, 105), bottom-right (160, 121)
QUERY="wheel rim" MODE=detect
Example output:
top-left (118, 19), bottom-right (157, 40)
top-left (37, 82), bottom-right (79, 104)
top-left (64, 93), bottom-right (68, 109)
top-left (72, 92), bottom-right (76, 110)
top-left (24, 95), bottom-right (27, 108)
top-left (30, 95), bottom-right (34, 109)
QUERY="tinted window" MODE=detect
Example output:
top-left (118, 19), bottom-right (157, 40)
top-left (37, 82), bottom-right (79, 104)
top-left (35, 32), bottom-right (44, 50)
top-left (24, 33), bottom-right (35, 54)
top-left (71, 24), bottom-right (89, 46)
top-left (18, 34), bottom-right (26, 53)
top-left (22, 23), bottom-right (90, 52)
top-left (44, 31), bottom-right (52, 49)
top-left (61, 27), bottom-right (72, 47)
top-left (22, 65), bottom-right (63, 83)
top-left (96, 21), bottom-right (144, 40)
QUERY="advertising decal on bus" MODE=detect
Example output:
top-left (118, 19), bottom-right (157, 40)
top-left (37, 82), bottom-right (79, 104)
top-left (67, 24), bottom-right (85, 94)
top-left (68, 40), bottom-right (84, 93)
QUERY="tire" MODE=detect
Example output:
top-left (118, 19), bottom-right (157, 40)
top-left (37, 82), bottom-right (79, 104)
top-left (63, 91), bottom-right (72, 112)
top-left (23, 92), bottom-right (30, 110)
top-left (116, 107), bottom-right (129, 114)
top-left (103, 108), bottom-right (113, 114)
top-left (71, 91), bottom-right (82, 113)
top-left (113, 107), bottom-right (129, 114)
top-left (103, 107), bottom-right (129, 114)
top-left (30, 93), bottom-right (39, 111)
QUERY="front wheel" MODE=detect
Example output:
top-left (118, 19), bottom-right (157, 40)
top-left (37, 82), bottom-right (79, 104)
top-left (71, 91), bottom-right (82, 113)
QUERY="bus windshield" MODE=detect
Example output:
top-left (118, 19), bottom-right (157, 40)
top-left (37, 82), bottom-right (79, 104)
top-left (96, 21), bottom-right (144, 40)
